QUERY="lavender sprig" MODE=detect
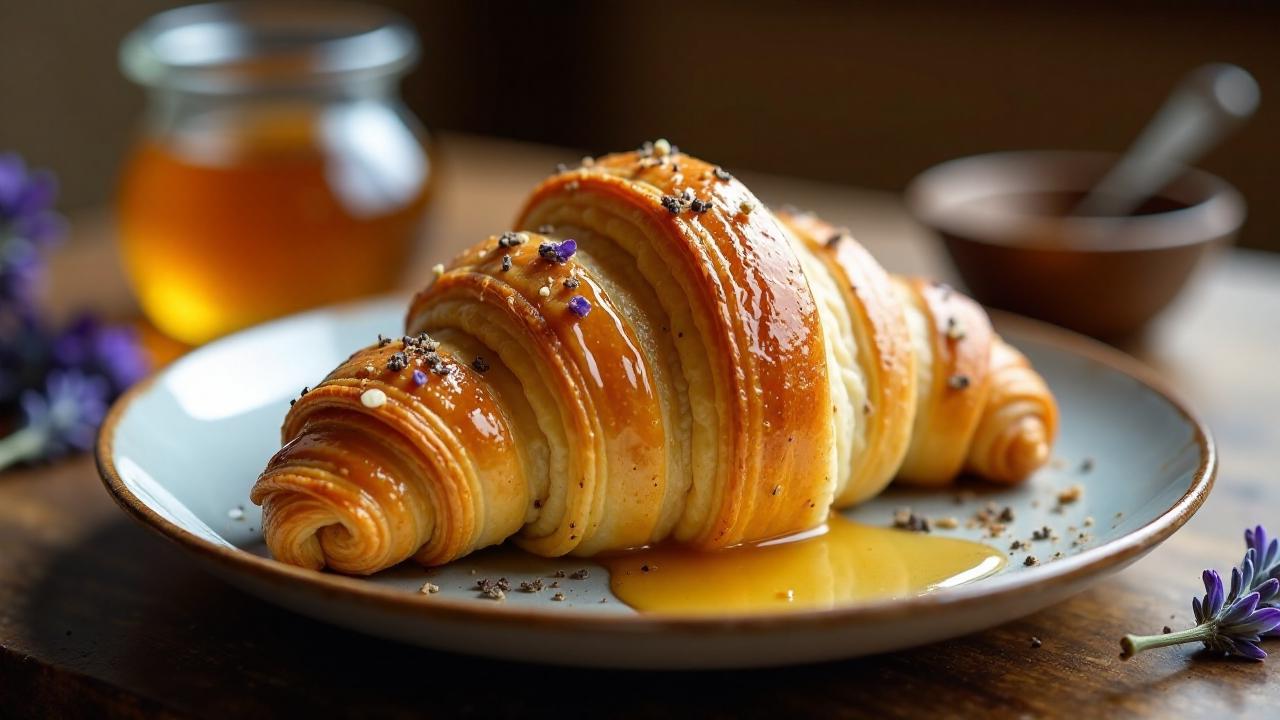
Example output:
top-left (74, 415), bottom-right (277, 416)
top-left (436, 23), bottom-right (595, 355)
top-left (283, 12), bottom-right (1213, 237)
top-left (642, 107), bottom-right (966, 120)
top-left (0, 370), bottom-right (110, 469)
top-left (1122, 526), bottom-right (1280, 661)
top-left (0, 152), bottom-right (146, 470)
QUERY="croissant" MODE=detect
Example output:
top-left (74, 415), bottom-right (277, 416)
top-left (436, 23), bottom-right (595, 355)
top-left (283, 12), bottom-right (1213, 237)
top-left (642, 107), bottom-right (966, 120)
top-left (250, 144), bottom-right (1058, 575)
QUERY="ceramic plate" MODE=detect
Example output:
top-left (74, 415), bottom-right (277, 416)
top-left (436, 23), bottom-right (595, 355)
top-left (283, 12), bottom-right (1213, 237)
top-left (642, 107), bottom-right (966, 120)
top-left (97, 298), bottom-right (1214, 669)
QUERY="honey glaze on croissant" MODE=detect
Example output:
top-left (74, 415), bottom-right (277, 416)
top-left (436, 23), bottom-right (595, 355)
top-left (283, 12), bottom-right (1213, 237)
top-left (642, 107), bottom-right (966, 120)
top-left (251, 143), bottom-right (1058, 574)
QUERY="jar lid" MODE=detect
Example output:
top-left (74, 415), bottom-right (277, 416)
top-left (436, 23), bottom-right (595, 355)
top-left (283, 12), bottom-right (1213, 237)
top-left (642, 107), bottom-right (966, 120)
top-left (120, 1), bottom-right (419, 92)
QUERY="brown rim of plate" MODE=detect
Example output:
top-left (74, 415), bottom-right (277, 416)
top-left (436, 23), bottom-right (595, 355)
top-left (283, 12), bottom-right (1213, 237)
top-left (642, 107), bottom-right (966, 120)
top-left (95, 306), bottom-right (1215, 633)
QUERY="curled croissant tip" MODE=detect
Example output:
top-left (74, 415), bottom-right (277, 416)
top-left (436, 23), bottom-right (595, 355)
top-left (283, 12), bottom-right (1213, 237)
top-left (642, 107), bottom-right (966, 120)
top-left (997, 419), bottom-right (1050, 483)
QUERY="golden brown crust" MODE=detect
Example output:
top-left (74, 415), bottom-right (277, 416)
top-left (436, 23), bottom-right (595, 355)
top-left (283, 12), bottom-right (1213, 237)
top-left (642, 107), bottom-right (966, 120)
top-left (776, 209), bottom-right (918, 506)
top-left (250, 341), bottom-right (528, 573)
top-left (965, 337), bottom-right (1059, 483)
top-left (406, 232), bottom-right (669, 556)
top-left (515, 152), bottom-right (834, 548)
top-left (894, 278), bottom-right (995, 485)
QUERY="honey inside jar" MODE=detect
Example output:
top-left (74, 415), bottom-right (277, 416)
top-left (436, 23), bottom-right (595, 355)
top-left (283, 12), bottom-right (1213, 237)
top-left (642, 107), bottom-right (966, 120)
top-left (118, 108), bottom-right (430, 345)
top-left (117, 3), bottom-right (431, 346)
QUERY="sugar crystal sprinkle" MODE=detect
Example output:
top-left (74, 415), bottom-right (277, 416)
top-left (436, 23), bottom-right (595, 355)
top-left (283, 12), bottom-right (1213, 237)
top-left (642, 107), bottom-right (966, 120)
top-left (412, 369), bottom-right (428, 386)
top-left (431, 263), bottom-right (445, 277)
top-left (360, 388), bottom-right (387, 408)
top-left (419, 582), bottom-right (440, 594)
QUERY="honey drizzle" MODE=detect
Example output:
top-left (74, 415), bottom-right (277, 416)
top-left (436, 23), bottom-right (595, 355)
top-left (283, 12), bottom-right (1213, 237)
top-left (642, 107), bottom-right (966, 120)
top-left (602, 514), bottom-right (1005, 615)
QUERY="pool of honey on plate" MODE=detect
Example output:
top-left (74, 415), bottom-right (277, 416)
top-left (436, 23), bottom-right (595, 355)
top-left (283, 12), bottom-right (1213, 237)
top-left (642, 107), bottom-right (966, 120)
top-left (118, 107), bottom-right (432, 346)
top-left (602, 514), bottom-right (1005, 615)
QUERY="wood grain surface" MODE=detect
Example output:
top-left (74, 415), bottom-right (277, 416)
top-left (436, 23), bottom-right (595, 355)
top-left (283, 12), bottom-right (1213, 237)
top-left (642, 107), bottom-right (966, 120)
top-left (2, 134), bottom-right (1279, 718)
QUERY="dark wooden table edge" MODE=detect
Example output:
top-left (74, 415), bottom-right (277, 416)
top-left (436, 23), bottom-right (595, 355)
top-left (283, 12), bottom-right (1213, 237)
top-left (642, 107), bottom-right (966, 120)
top-left (1, 645), bottom-right (183, 719)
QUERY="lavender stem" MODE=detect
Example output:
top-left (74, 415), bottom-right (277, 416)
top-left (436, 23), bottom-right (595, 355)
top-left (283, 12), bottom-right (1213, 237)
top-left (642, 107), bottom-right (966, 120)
top-left (0, 425), bottom-right (45, 471)
top-left (1121, 625), bottom-right (1213, 659)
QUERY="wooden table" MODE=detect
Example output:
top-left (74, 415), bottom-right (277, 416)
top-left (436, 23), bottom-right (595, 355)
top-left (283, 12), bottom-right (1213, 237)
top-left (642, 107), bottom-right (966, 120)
top-left (4, 134), bottom-right (1279, 718)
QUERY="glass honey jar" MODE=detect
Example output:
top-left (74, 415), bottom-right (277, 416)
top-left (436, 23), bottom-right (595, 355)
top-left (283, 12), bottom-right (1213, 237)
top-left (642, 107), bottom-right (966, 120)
top-left (118, 2), bottom-right (432, 345)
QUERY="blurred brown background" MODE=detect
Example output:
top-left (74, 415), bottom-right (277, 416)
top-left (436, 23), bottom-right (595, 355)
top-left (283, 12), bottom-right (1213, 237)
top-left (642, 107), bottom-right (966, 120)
top-left (1, 0), bottom-right (1276, 250)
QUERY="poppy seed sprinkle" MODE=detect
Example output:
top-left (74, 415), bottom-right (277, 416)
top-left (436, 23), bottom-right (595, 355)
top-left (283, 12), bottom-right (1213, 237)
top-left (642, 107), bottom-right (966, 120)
top-left (497, 231), bottom-right (526, 248)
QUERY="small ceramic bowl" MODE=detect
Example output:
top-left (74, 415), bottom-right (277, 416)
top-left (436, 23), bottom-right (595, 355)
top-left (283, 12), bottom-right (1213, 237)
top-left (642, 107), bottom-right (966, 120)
top-left (905, 151), bottom-right (1245, 339)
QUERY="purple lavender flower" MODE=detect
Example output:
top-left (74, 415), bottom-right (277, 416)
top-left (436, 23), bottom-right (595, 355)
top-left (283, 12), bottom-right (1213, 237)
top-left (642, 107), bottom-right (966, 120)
top-left (50, 314), bottom-right (149, 395)
top-left (0, 370), bottom-right (110, 469)
top-left (537, 238), bottom-right (577, 263)
top-left (0, 153), bottom-right (66, 245)
top-left (1122, 537), bottom-right (1280, 661)
top-left (1245, 525), bottom-right (1280, 637)
top-left (0, 154), bottom-right (143, 469)
top-left (1, 153), bottom-right (66, 309)
top-left (567, 295), bottom-right (592, 318)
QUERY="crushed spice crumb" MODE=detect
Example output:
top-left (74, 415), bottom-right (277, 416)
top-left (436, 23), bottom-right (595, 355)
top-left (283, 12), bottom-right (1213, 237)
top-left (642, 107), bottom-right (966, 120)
top-left (1057, 484), bottom-right (1084, 504)
top-left (893, 508), bottom-right (930, 533)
